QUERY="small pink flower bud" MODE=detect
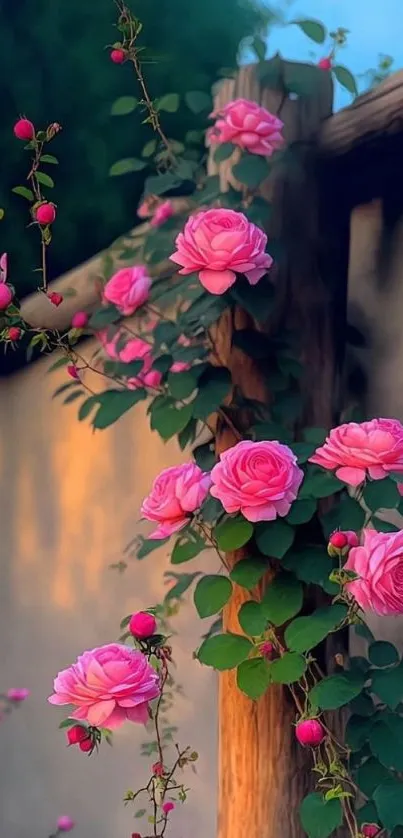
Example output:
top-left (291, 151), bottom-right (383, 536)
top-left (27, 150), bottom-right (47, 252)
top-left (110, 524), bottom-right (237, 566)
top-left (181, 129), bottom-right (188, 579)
top-left (162, 802), bottom-right (175, 814)
top-left (111, 48), bottom-right (125, 63)
top-left (13, 118), bottom-right (35, 141)
top-left (67, 725), bottom-right (88, 746)
top-left (329, 531), bottom-right (348, 549)
top-left (318, 57), bottom-right (332, 70)
top-left (7, 688), bottom-right (30, 702)
top-left (56, 815), bottom-right (75, 832)
top-left (79, 737), bottom-right (93, 753)
top-left (67, 365), bottom-right (80, 380)
top-left (261, 641), bottom-right (274, 661)
top-left (129, 611), bottom-right (157, 639)
top-left (48, 291), bottom-right (64, 307)
top-left (71, 311), bottom-right (89, 329)
top-left (8, 326), bottom-right (21, 341)
top-left (152, 761), bottom-right (164, 776)
top-left (0, 284), bottom-right (13, 310)
top-left (35, 203), bottom-right (56, 225)
top-left (362, 825), bottom-right (380, 838)
top-left (295, 719), bottom-right (325, 747)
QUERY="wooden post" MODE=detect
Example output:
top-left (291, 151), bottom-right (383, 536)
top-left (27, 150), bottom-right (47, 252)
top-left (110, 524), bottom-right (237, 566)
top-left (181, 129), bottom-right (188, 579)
top-left (208, 60), bottom-right (350, 838)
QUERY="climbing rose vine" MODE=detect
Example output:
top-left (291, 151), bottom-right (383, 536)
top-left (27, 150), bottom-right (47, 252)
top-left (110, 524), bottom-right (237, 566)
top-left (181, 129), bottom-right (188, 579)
top-left (2, 4), bottom-right (401, 838)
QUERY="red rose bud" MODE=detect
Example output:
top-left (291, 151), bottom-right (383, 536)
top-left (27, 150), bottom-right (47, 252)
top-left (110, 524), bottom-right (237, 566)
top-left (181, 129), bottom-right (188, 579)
top-left (110, 48), bottom-right (125, 63)
top-left (132, 833), bottom-right (142, 838)
top-left (67, 365), bottom-right (80, 380)
top-left (67, 725), bottom-right (89, 746)
top-left (318, 57), bottom-right (332, 70)
top-left (8, 326), bottom-right (21, 341)
top-left (13, 118), bottom-right (35, 141)
top-left (295, 719), bottom-right (326, 747)
top-left (71, 311), bottom-right (88, 329)
top-left (152, 761), bottom-right (164, 776)
top-left (0, 284), bottom-right (13, 310)
top-left (162, 802), bottom-right (175, 814)
top-left (35, 203), bottom-right (56, 225)
top-left (48, 291), bottom-right (64, 307)
top-left (261, 641), bottom-right (274, 661)
top-left (329, 531), bottom-right (348, 549)
top-left (129, 611), bottom-right (157, 639)
top-left (362, 826), bottom-right (380, 838)
top-left (79, 737), bottom-right (93, 753)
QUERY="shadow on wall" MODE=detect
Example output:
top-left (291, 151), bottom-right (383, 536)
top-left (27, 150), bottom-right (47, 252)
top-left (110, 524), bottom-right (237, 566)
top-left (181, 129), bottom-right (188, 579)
top-left (0, 345), bottom-right (217, 838)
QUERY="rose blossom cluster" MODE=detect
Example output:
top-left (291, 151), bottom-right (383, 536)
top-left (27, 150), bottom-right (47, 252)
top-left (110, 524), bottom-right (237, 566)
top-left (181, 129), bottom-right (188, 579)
top-left (207, 98), bottom-right (284, 157)
top-left (99, 329), bottom-right (162, 390)
top-left (170, 208), bottom-right (273, 295)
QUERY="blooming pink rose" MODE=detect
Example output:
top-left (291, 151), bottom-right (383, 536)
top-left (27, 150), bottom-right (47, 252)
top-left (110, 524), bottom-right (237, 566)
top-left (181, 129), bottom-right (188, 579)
top-left (207, 98), bottom-right (284, 157)
top-left (210, 440), bottom-right (303, 522)
top-left (309, 418), bottom-right (403, 487)
top-left (99, 330), bottom-right (162, 390)
top-left (48, 643), bottom-right (160, 729)
top-left (170, 208), bottom-right (273, 294)
top-left (345, 528), bottom-right (403, 615)
top-left (151, 200), bottom-right (174, 228)
top-left (141, 463), bottom-right (211, 539)
top-left (103, 265), bottom-right (151, 316)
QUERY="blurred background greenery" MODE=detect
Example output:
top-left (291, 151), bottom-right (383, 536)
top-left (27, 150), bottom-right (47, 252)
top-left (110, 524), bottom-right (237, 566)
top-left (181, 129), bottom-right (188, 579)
top-left (0, 0), bottom-right (267, 299)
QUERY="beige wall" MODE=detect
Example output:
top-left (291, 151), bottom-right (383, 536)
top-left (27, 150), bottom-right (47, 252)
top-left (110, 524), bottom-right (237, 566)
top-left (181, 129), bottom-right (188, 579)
top-left (0, 348), bottom-right (217, 838)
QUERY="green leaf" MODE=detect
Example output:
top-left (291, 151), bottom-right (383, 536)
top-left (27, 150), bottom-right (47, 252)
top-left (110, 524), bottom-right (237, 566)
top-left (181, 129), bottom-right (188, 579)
top-left (357, 802), bottom-right (379, 829)
top-left (137, 538), bottom-right (169, 559)
top-left (350, 692), bottom-right (375, 717)
top-left (282, 546), bottom-right (336, 593)
top-left (363, 478), bottom-right (399, 511)
top-left (144, 171), bottom-right (182, 196)
top-left (193, 442), bottom-right (216, 472)
top-left (109, 158), bottom-right (146, 176)
top-left (164, 571), bottom-right (201, 602)
top-left (194, 575), bottom-right (232, 618)
top-left (12, 185), bottom-right (35, 201)
top-left (214, 516), bottom-right (253, 551)
top-left (371, 663), bottom-right (403, 710)
top-left (213, 142), bottom-right (236, 163)
top-left (310, 673), bottom-right (364, 710)
top-left (369, 641), bottom-right (400, 668)
top-left (285, 605), bottom-right (348, 654)
top-left (238, 601), bottom-right (267, 636)
top-left (345, 714), bottom-right (374, 751)
top-left (251, 421), bottom-right (292, 443)
top-left (303, 427), bottom-right (327, 445)
top-left (197, 632), bottom-right (252, 670)
top-left (151, 402), bottom-right (194, 441)
top-left (171, 532), bottom-right (206, 564)
top-left (157, 93), bottom-right (180, 113)
top-left (40, 154), bottom-right (58, 164)
top-left (252, 35), bottom-right (266, 62)
top-left (355, 757), bottom-right (391, 798)
top-left (370, 717), bottom-right (403, 771)
top-left (36, 171), bottom-right (54, 188)
top-left (374, 780), bottom-right (403, 830)
top-left (270, 652), bottom-right (307, 684)
top-left (47, 356), bottom-right (70, 373)
top-left (255, 520), bottom-right (295, 559)
top-left (142, 138), bottom-right (157, 157)
top-left (232, 153), bottom-right (271, 188)
top-left (92, 389), bottom-right (147, 429)
top-left (230, 557), bottom-right (268, 590)
top-left (64, 391), bottom-right (84, 405)
top-left (332, 65), bottom-right (358, 96)
top-left (111, 96), bottom-right (138, 115)
top-left (299, 469), bottom-right (342, 499)
top-left (292, 19), bottom-right (326, 43)
top-left (185, 90), bottom-right (212, 114)
top-left (167, 370), bottom-right (197, 399)
top-left (88, 304), bottom-right (120, 328)
top-left (338, 493), bottom-right (366, 531)
top-left (192, 366), bottom-right (231, 420)
top-left (229, 276), bottom-right (275, 322)
top-left (261, 573), bottom-right (303, 626)
top-left (237, 657), bottom-right (271, 699)
top-left (286, 499), bottom-right (317, 525)
top-left (300, 793), bottom-right (343, 838)
top-left (78, 397), bottom-right (98, 421)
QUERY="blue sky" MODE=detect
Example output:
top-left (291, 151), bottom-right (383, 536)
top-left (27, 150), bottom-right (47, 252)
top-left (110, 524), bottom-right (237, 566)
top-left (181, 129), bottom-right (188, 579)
top-left (254, 0), bottom-right (401, 110)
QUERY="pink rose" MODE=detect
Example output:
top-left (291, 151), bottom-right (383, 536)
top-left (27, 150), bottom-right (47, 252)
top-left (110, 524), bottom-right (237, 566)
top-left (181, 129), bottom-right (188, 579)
top-left (137, 195), bottom-right (157, 219)
top-left (207, 98), bottom-right (284, 157)
top-left (210, 439), bottom-right (303, 522)
top-left (151, 200), bottom-right (174, 228)
top-left (141, 463), bottom-right (211, 539)
top-left (99, 330), bottom-right (162, 390)
top-left (170, 361), bottom-right (191, 373)
top-left (48, 643), bottom-right (160, 729)
top-left (345, 528), bottom-right (403, 615)
top-left (103, 265), bottom-right (151, 316)
top-left (7, 688), bottom-right (30, 702)
top-left (0, 252), bottom-right (7, 283)
top-left (170, 208), bottom-right (273, 294)
top-left (309, 418), bottom-right (403, 487)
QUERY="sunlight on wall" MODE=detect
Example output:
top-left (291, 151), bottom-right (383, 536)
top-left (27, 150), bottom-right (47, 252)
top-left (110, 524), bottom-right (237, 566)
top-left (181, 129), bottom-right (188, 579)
top-left (0, 341), bottom-right (217, 838)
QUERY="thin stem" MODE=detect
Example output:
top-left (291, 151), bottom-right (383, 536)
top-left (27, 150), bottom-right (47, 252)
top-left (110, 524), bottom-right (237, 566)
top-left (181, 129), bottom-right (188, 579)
top-left (130, 52), bottom-right (176, 167)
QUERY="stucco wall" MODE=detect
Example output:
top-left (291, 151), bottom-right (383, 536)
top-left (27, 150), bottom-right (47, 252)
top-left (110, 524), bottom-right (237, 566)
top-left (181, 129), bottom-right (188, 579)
top-left (0, 348), bottom-right (217, 838)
